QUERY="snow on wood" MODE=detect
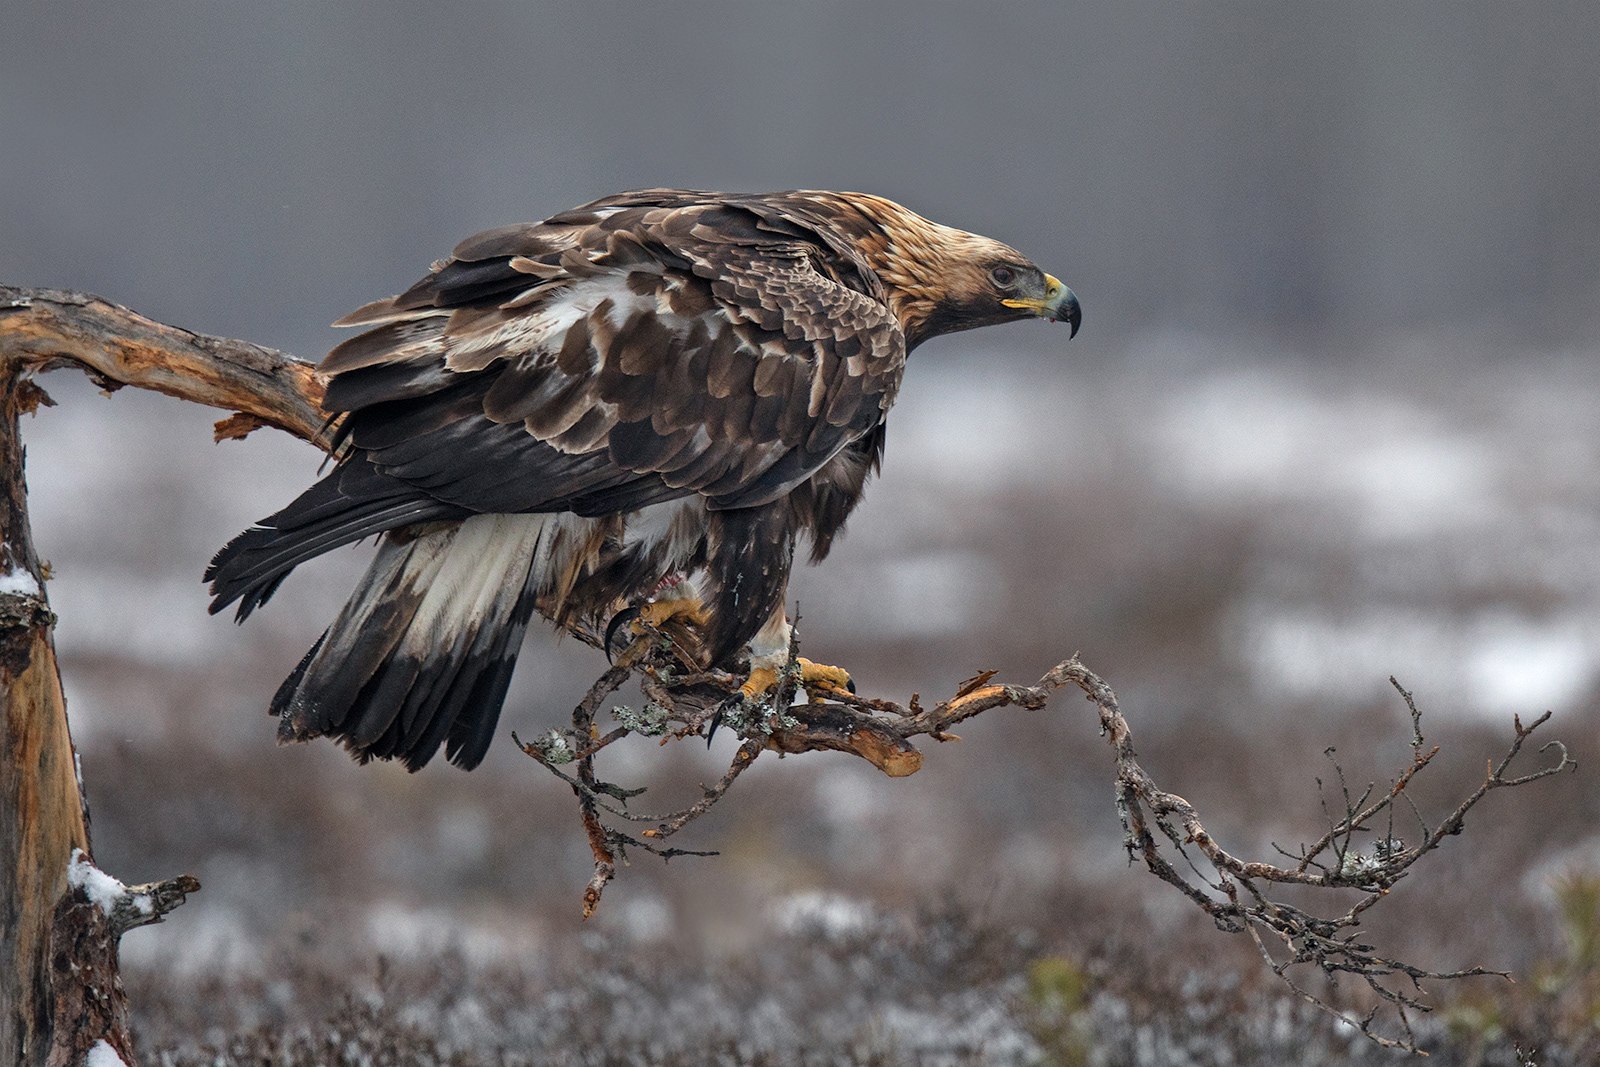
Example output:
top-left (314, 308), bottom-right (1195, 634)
top-left (0, 566), bottom-right (40, 597)
top-left (84, 1039), bottom-right (129, 1067)
top-left (66, 849), bottom-right (151, 918)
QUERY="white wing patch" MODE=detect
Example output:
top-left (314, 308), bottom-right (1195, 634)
top-left (623, 498), bottom-right (707, 567)
top-left (442, 274), bottom-right (642, 373)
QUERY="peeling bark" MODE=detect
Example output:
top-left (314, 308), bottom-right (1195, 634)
top-left (0, 359), bottom-right (95, 1065)
top-left (0, 286), bottom-right (326, 446)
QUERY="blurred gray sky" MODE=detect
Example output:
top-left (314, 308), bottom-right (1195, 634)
top-left (4, 1), bottom-right (1598, 358)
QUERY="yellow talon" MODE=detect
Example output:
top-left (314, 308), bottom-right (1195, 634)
top-left (636, 596), bottom-right (708, 630)
top-left (797, 658), bottom-right (852, 698)
top-left (738, 658), bottom-right (853, 702)
top-left (739, 667), bottom-right (779, 701)
top-left (608, 594), bottom-right (709, 668)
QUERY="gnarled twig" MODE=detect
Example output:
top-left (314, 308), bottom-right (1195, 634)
top-left (528, 633), bottom-right (1574, 1055)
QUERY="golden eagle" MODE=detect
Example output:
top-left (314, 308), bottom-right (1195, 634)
top-left (207, 189), bottom-right (1080, 770)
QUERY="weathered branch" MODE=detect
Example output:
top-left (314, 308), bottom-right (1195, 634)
top-left (44, 854), bottom-right (201, 1066)
top-left (65, 851), bottom-right (201, 940)
top-left (526, 632), bottom-right (1574, 1055)
top-left (0, 286), bottom-right (328, 448)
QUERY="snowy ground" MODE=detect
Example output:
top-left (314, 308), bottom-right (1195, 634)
top-left (17, 334), bottom-right (1600, 1062)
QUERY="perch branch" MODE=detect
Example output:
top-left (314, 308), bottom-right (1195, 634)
top-left (0, 285), bottom-right (329, 448)
top-left (529, 633), bottom-right (1573, 1055)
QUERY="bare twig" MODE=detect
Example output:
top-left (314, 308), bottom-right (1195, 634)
top-left (527, 635), bottom-right (1575, 1054)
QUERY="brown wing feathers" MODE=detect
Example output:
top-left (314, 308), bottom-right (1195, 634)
top-left (208, 190), bottom-right (916, 770)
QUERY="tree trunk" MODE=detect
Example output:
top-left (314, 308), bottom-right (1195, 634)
top-left (1, 297), bottom-right (210, 1066)
top-left (0, 360), bottom-right (107, 1064)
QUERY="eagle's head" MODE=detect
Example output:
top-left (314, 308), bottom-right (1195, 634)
top-left (816, 191), bottom-right (1082, 350)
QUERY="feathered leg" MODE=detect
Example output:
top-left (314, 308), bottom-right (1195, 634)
top-left (698, 503), bottom-right (796, 668)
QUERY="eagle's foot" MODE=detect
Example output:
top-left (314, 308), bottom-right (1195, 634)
top-left (705, 658), bottom-right (854, 747)
top-left (603, 588), bottom-right (707, 663)
top-left (636, 595), bottom-right (708, 630)
top-left (738, 658), bottom-right (855, 702)
top-left (796, 658), bottom-right (854, 700)
top-left (738, 666), bottom-right (781, 702)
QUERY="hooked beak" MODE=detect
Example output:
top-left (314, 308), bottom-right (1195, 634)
top-left (1003, 273), bottom-right (1081, 338)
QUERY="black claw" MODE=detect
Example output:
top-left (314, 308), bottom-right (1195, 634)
top-left (705, 700), bottom-right (733, 748)
top-left (705, 690), bottom-right (752, 748)
top-left (603, 606), bottom-right (642, 663)
top-left (846, 676), bottom-right (857, 695)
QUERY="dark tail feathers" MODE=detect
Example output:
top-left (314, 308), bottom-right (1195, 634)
top-left (269, 513), bottom-right (552, 771)
top-left (208, 458), bottom-right (544, 771)
top-left (206, 456), bottom-right (464, 620)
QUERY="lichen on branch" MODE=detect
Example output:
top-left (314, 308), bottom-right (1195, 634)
top-left (525, 626), bottom-right (1575, 1054)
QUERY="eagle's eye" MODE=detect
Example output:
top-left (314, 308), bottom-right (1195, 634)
top-left (989, 265), bottom-right (1017, 288)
